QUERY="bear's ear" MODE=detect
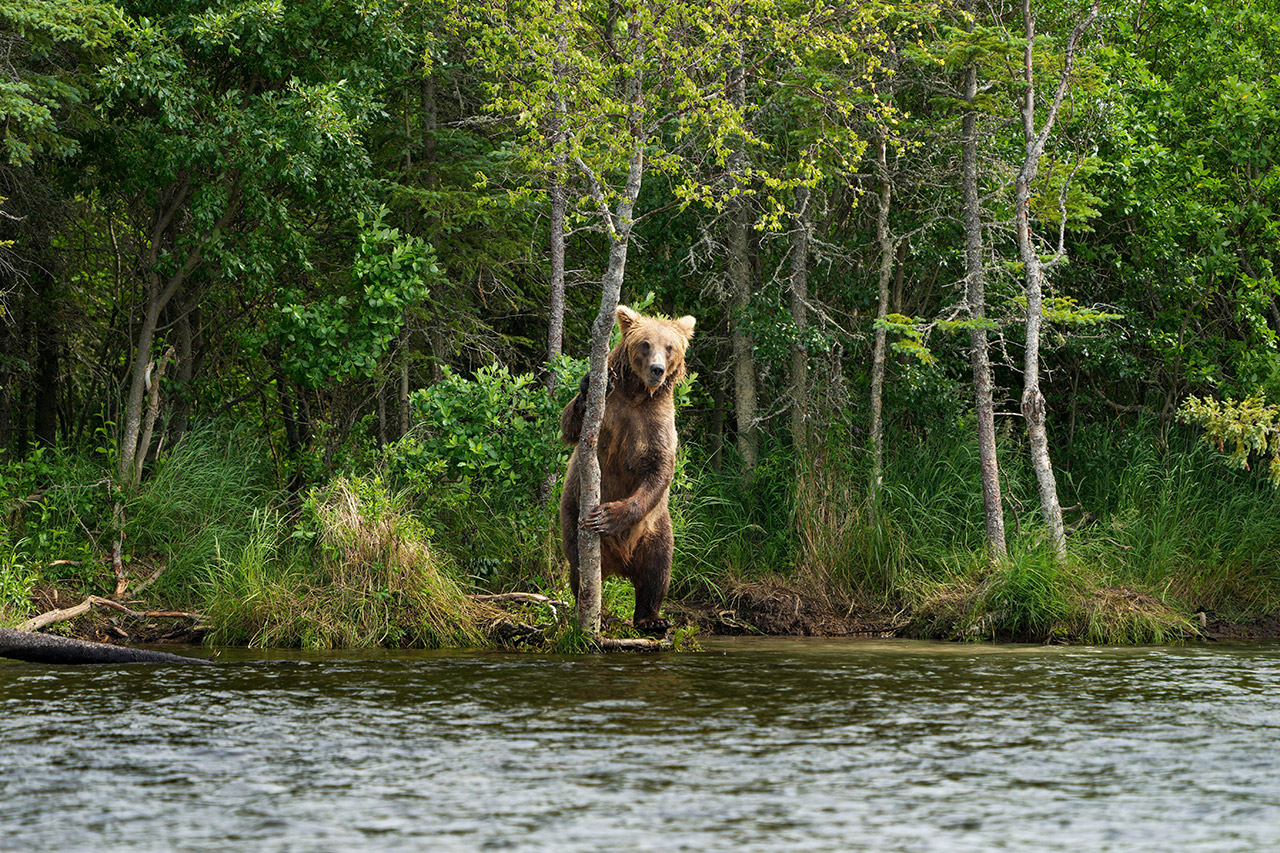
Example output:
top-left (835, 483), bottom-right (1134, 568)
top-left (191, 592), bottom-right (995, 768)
top-left (616, 305), bottom-right (639, 335)
top-left (674, 315), bottom-right (696, 338)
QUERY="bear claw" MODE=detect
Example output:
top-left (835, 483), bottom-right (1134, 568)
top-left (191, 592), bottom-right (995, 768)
top-left (633, 618), bottom-right (672, 635)
top-left (582, 503), bottom-right (627, 535)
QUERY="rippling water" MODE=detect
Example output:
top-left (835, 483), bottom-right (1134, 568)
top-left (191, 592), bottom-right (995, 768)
top-left (3, 638), bottom-right (1279, 851)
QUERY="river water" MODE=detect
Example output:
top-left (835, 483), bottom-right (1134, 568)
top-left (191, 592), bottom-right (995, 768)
top-left (2, 637), bottom-right (1279, 852)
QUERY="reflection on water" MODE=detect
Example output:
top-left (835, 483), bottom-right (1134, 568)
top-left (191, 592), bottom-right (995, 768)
top-left (3, 638), bottom-right (1280, 851)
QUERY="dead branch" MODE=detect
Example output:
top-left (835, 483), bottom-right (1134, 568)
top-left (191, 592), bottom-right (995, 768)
top-left (17, 595), bottom-right (204, 633)
top-left (122, 563), bottom-right (167, 600)
top-left (471, 592), bottom-right (571, 623)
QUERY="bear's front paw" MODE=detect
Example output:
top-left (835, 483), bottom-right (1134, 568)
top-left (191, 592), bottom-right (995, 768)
top-left (582, 501), bottom-right (633, 536)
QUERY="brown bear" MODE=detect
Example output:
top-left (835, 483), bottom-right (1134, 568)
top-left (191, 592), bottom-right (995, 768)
top-left (559, 304), bottom-right (696, 633)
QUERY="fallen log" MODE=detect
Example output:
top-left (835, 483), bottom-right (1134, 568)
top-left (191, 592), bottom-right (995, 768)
top-left (0, 628), bottom-right (214, 665)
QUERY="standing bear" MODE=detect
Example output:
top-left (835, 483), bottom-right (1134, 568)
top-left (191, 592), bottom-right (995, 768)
top-left (559, 305), bottom-right (696, 633)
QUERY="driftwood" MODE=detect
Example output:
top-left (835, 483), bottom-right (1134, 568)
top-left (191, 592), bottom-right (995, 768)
top-left (17, 595), bottom-right (203, 633)
top-left (469, 592), bottom-right (570, 607)
top-left (599, 637), bottom-right (670, 653)
top-left (0, 628), bottom-right (213, 665)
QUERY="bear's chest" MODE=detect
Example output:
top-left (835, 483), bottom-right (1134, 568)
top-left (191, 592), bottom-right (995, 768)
top-left (598, 398), bottom-right (675, 474)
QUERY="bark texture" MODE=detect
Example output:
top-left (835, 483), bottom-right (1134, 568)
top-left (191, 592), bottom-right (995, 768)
top-left (869, 135), bottom-right (894, 495)
top-left (727, 61), bottom-right (758, 475)
top-left (571, 15), bottom-right (646, 635)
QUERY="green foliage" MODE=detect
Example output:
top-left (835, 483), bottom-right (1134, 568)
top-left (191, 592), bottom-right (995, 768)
top-left (1, 446), bottom-right (111, 591)
top-left (0, 0), bottom-right (122, 164)
top-left (279, 211), bottom-right (442, 387)
top-left (874, 313), bottom-right (936, 365)
top-left (0, 541), bottom-right (36, 626)
top-left (388, 358), bottom-right (580, 586)
top-left (1180, 395), bottom-right (1280, 484)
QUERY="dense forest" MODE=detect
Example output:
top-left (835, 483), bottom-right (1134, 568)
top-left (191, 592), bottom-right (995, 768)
top-left (3, 0), bottom-right (1280, 647)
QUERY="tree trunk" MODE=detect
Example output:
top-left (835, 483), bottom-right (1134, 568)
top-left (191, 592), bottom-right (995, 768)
top-left (869, 134), bottom-right (894, 496)
top-left (119, 178), bottom-right (239, 485)
top-left (789, 187), bottom-right (810, 454)
top-left (547, 168), bottom-right (567, 391)
top-left (709, 364), bottom-right (726, 471)
top-left (538, 86), bottom-right (569, 505)
top-left (891, 240), bottom-right (907, 315)
top-left (1016, 31), bottom-right (1066, 559)
top-left (168, 293), bottom-right (195, 448)
top-left (962, 60), bottom-right (1008, 560)
top-left (573, 18), bottom-right (646, 636)
top-left (727, 61), bottom-right (758, 475)
top-left (1015, 0), bottom-right (1098, 561)
top-left (545, 28), bottom-right (569, 395)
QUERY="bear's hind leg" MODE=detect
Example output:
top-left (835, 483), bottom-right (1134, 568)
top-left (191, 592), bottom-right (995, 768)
top-left (630, 521), bottom-right (673, 634)
top-left (561, 497), bottom-right (580, 601)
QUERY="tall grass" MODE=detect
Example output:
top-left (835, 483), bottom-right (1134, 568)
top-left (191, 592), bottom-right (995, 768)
top-left (1072, 425), bottom-right (1280, 618)
top-left (671, 451), bottom-right (797, 599)
top-left (125, 424), bottom-right (274, 604)
top-left (202, 476), bottom-right (489, 649)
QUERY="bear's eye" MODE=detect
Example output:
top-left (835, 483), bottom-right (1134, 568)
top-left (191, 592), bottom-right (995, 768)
top-left (666, 344), bottom-right (673, 356)
top-left (640, 340), bottom-right (650, 352)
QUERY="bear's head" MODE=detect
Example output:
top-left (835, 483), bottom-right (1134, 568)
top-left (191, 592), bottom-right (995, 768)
top-left (615, 305), bottom-right (696, 395)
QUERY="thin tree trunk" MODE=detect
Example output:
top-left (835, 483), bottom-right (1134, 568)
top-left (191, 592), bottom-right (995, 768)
top-left (32, 270), bottom-right (59, 448)
top-left (1015, 0), bottom-right (1098, 561)
top-left (538, 89), bottom-right (568, 505)
top-left (891, 240), bottom-right (907, 315)
top-left (727, 61), bottom-right (758, 475)
top-left (169, 294), bottom-right (194, 448)
top-left (789, 187), bottom-right (810, 454)
top-left (545, 26), bottom-right (568, 395)
top-left (572, 19), bottom-right (646, 637)
top-left (132, 347), bottom-right (174, 485)
top-left (709, 365), bottom-right (726, 471)
top-left (118, 179), bottom-right (239, 485)
top-left (869, 134), bottom-right (894, 497)
top-left (962, 59), bottom-right (1008, 560)
top-left (398, 313), bottom-right (411, 438)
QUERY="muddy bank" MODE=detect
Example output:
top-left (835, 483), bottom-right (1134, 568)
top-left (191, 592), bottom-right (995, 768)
top-left (14, 581), bottom-right (1280, 652)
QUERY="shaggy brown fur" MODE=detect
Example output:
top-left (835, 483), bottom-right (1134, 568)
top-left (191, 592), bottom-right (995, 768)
top-left (560, 305), bottom-right (695, 632)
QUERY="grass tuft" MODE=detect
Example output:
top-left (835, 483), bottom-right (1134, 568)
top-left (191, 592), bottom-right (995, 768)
top-left (202, 476), bottom-right (489, 649)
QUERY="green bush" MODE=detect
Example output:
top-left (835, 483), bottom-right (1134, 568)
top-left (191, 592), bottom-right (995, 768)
top-left (387, 358), bottom-right (581, 588)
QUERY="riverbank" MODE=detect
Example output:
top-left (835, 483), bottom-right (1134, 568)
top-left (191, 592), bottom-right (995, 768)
top-left (5, 427), bottom-right (1280, 652)
top-left (15, 574), bottom-right (1276, 655)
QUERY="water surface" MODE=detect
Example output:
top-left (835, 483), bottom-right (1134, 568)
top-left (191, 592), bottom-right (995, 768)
top-left (3, 637), bottom-right (1279, 851)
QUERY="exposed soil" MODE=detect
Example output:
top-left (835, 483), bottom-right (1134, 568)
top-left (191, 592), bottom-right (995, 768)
top-left (1200, 611), bottom-right (1280, 641)
top-left (667, 579), bottom-right (908, 638)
